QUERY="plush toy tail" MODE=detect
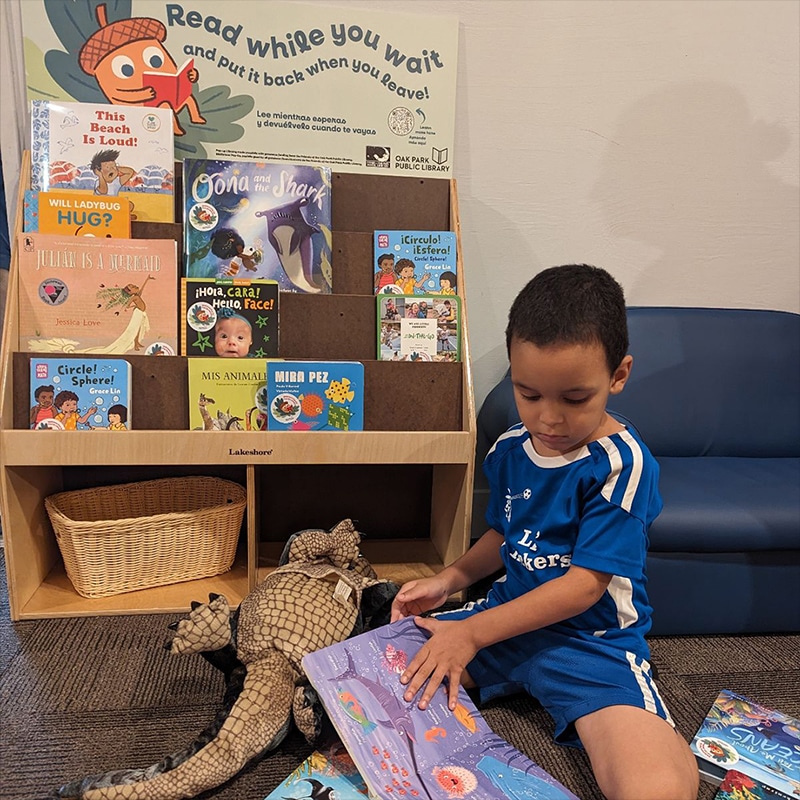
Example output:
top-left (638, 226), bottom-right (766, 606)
top-left (81, 651), bottom-right (294, 800)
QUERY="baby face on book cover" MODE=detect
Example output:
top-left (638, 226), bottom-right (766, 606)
top-left (303, 617), bottom-right (578, 800)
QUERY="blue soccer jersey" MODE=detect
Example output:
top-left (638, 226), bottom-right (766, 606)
top-left (482, 422), bottom-right (662, 649)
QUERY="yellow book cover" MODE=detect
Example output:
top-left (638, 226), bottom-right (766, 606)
top-left (37, 190), bottom-right (131, 237)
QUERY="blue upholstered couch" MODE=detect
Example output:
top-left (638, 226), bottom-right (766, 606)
top-left (475, 307), bottom-right (800, 636)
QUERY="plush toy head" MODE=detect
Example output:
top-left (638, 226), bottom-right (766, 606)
top-left (58, 519), bottom-right (398, 800)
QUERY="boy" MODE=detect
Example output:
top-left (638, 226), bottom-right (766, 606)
top-left (391, 265), bottom-right (699, 800)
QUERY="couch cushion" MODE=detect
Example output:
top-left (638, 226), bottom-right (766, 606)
top-left (650, 457), bottom-right (800, 552)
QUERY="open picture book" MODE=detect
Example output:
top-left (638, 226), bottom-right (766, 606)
top-left (303, 617), bottom-right (578, 800)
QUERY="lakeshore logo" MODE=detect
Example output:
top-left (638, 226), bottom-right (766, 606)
top-left (366, 146), bottom-right (391, 168)
top-left (229, 448), bottom-right (274, 456)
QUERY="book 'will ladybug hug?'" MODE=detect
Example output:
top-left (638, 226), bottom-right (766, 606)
top-left (183, 158), bottom-right (332, 293)
top-left (30, 100), bottom-right (174, 223)
top-left (17, 232), bottom-right (178, 356)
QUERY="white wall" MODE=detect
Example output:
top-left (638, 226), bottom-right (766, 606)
top-left (2, 0), bottom-right (798, 407)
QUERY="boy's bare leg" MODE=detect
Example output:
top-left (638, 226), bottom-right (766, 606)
top-left (575, 705), bottom-right (699, 800)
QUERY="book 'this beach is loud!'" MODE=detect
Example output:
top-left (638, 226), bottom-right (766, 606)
top-left (30, 100), bottom-right (174, 223)
top-left (17, 232), bottom-right (178, 356)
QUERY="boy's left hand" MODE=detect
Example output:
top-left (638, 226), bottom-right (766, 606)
top-left (400, 616), bottom-right (477, 711)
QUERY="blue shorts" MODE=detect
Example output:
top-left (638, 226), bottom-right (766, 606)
top-left (433, 603), bottom-right (675, 748)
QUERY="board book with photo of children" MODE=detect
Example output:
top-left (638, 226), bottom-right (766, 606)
top-left (691, 689), bottom-right (800, 794)
top-left (302, 617), bottom-right (580, 800)
top-left (29, 357), bottom-right (131, 431)
top-left (377, 294), bottom-right (461, 362)
top-left (181, 278), bottom-right (279, 358)
top-left (374, 230), bottom-right (457, 296)
top-left (183, 158), bottom-right (332, 293)
top-left (266, 361), bottom-right (364, 432)
top-left (16, 232), bottom-right (178, 357)
top-left (30, 100), bottom-right (174, 223)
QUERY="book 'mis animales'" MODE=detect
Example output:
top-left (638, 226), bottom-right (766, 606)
top-left (17, 232), bottom-right (178, 356)
top-left (187, 358), bottom-right (269, 431)
top-left (181, 278), bottom-right (278, 358)
top-left (691, 689), bottom-right (800, 794)
top-left (303, 618), bottom-right (580, 800)
top-left (374, 230), bottom-right (457, 295)
top-left (30, 357), bottom-right (131, 431)
top-left (30, 100), bottom-right (174, 223)
top-left (183, 158), bottom-right (332, 293)
top-left (266, 361), bottom-right (364, 431)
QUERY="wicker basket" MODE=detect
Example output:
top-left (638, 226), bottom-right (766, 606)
top-left (44, 476), bottom-right (246, 598)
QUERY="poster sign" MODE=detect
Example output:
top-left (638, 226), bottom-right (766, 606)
top-left (21, 0), bottom-right (458, 176)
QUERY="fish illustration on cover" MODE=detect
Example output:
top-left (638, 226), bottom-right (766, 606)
top-left (183, 158), bottom-right (332, 293)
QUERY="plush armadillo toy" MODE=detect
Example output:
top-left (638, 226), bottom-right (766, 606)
top-left (57, 518), bottom-right (398, 799)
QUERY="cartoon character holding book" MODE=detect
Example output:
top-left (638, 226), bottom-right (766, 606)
top-left (78, 3), bottom-right (206, 136)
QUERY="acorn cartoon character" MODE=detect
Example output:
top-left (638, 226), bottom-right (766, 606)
top-left (78, 3), bottom-right (206, 136)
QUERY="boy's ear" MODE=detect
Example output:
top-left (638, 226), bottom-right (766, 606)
top-left (609, 355), bottom-right (633, 395)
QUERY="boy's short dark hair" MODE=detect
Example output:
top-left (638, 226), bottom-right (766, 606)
top-left (90, 149), bottom-right (120, 171)
top-left (505, 264), bottom-right (629, 373)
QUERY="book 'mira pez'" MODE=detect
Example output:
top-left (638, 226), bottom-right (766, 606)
top-left (36, 190), bottom-right (131, 237)
top-left (691, 689), bottom-right (800, 793)
top-left (181, 278), bottom-right (279, 358)
top-left (374, 230), bottom-right (457, 295)
top-left (187, 358), bottom-right (269, 431)
top-left (30, 100), bottom-right (174, 223)
top-left (303, 617), bottom-right (579, 800)
top-left (377, 294), bottom-right (461, 362)
top-left (266, 361), bottom-right (364, 431)
top-left (713, 770), bottom-right (796, 800)
top-left (29, 357), bottom-right (131, 431)
top-left (17, 232), bottom-right (178, 356)
top-left (183, 158), bottom-right (332, 293)
top-left (263, 739), bottom-right (370, 799)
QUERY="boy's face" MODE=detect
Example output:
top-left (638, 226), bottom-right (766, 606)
top-left (399, 265), bottom-right (414, 278)
top-left (379, 258), bottom-right (394, 273)
top-left (61, 398), bottom-right (78, 414)
top-left (38, 390), bottom-right (54, 408)
top-left (97, 160), bottom-right (119, 181)
top-left (108, 412), bottom-right (121, 425)
top-left (215, 317), bottom-right (253, 357)
top-left (509, 338), bottom-right (631, 457)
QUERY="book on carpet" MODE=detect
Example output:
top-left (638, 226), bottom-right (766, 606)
top-left (377, 294), bottom-right (461, 362)
top-left (182, 157), bottom-right (332, 293)
top-left (263, 738), bottom-right (370, 799)
top-left (35, 189), bottom-right (131, 237)
top-left (691, 689), bottom-right (800, 793)
top-left (266, 361), bottom-right (364, 431)
top-left (374, 230), bottom-right (457, 296)
top-left (302, 617), bottom-right (580, 800)
top-left (30, 100), bottom-right (174, 223)
top-left (17, 232), bottom-right (178, 356)
top-left (181, 278), bottom-right (279, 358)
top-left (713, 770), bottom-right (796, 800)
top-left (29, 357), bottom-right (131, 431)
top-left (187, 357), bottom-right (269, 431)
top-left (143, 57), bottom-right (195, 109)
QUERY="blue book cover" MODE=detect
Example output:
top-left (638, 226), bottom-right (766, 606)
top-left (183, 158), bottom-right (332, 293)
top-left (374, 230), bottom-right (457, 296)
top-left (691, 689), bottom-right (800, 793)
top-left (713, 770), bottom-right (795, 800)
top-left (303, 618), bottom-right (580, 800)
top-left (29, 357), bottom-right (132, 431)
top-left (266, 361), bottom-right (364, 431)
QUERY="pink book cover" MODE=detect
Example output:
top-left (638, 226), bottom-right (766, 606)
top-left (17, 232), bottom-right (178, 356)
top-left (303, 617), bottom-right (579, 800)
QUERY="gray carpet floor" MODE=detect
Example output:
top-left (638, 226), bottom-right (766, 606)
top-left (1, 549), bottom-right (798, 800)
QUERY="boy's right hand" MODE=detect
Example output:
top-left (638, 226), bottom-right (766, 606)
top-left (390, 576), bottom-right (450, 622)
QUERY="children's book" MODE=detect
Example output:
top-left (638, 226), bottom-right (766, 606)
top-left (377, 294), bottom-right (461, 362)
top-left (23, 190), bottom-right (39, 233)
top-left (181, 278), bottom-right (278, 358)
top-left (303, 617), bottom-right (580, 800)
top-left (187, 357), bottom-right (269, 431)
top-left (691, 689), bottom-right (800, 794)
top-left (35, 189), bottom-right (131, 237)
top-left (29, 357), bottom-right (131, 431)
top-left (374, 230), bottom-right (457, 296)
top-left (143, 57), bottom-right (194, 109)
top-left (713, 770), bottom-right (796, 800)
top-left (263, 739), bottom-right (370, 799)
top-left (30, 100), bottom-right (174, 223)
top-left (266, 361), bottom-right (364, 432)
top-left (183, 158), bottom-right (332, 293)
top-left (17, 232), bottom-right (178, 357)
